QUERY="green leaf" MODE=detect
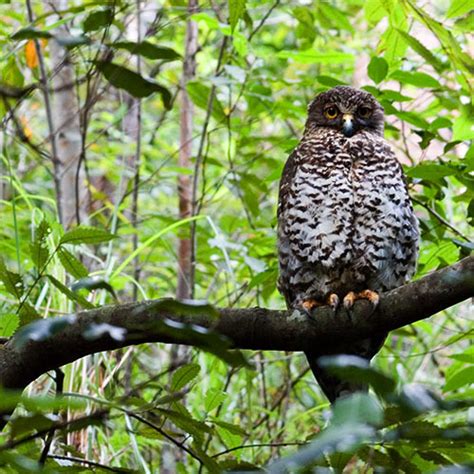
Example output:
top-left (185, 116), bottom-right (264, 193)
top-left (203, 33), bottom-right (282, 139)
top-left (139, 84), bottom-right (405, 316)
top-left (395, 29), bottom-right (445, 72)
top-left (0, 258), bottom-right (24, 299)
top-left (12, 314), bottom-right (77, 349)
top-left (0, 313), bottom-right (19, 337)
top-left (83, 8), bottom-right (114, 33)
top-left (11, 27), bottom-right (52, 40)
top-left (446, 0), bottom-right (472, 19)
top-left (319, 3), bottom-right (354, 32)
top-left (277, 50), bottom-right (354, 64)
top-left (318, 355), bottom-right (396, 396)
top-left (390, 70), bottom-right (442, 88)
top-left (368, 56), bottom-right (389, 83)
top-left (46, 275), bottom-right (95, 309)
top-left (18, 303), bottom-right (40, 327)
top-left (57, 247), bottom-right (88, 279)
top-left (82, 323), bottom-right (126, 341)
top-left (186, 81), bottom-right (227, 122)
top-left (70, 277), bottom-right (116, 300)
top-left (445, 367), bottom-right (474, 392)
top-left (29, 220), bottom-right (51, 271)
top-left (95, 61), bottom-right (172, 107)
top-left (112, 41), bottom-right (181, 61)
top-left (332, 393), bottom-right (384, 427)
top-left (205, 389), bottom-right (227, 412)
top-left (171, 363), bottom-right (201, 392)
top-left (452, 107), bottom-right (474, 141)
top-left (59, 225), bottom-right (116, 246)
top-left (364, 0), bottom-right (388, 26)
top-left (229, 0), bottom-right (246, 32)
top-left (407, 163), bottom-right (455, 180)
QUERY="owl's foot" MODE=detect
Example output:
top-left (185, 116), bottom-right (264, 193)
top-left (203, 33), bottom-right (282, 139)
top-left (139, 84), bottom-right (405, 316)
top-left (343, 290), bottom-right (379, 311)
top-left (300, 294), bottom-right (339, 314)
top-left (301, 299), bottom-right (324, 312)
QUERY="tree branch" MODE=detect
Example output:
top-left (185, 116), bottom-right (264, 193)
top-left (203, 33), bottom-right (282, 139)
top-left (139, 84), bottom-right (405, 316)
top-left (0, 257), bottom-right (473, 421)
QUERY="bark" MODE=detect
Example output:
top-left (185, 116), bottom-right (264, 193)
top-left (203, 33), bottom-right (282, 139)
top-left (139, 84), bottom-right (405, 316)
top-left (48, 0), bottom-right (88, 227)
top-left (177, 0), bottom-right (199, 300)
top-left (0, 256), bottom-right (472, 400)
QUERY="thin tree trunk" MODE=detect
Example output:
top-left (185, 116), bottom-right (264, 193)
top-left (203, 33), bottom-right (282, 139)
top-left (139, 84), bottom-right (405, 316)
top-left (177, 0), bottom-right (198, 301)
top-left (48, 0), bottom-right (88, 227)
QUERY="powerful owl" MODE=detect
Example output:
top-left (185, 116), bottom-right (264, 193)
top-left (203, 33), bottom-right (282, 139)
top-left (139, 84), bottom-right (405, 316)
top-left (277, 86), bottom-right (419, 402)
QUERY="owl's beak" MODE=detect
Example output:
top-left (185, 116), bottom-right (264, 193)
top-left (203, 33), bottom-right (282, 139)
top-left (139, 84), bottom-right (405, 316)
top-left (342, 113), bottom-right (355, 137)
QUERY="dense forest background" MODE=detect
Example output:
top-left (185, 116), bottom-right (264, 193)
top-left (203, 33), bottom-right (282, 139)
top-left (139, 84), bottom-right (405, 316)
top-left (0, 0), bottom-right (472, 472)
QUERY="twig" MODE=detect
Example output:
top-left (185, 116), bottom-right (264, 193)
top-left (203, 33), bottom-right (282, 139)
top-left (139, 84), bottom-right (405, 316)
top-left (212, 441), bottom-right (306, 458)
top-left (412, 196), bottom-right (471, 242)
top-left (248, 0), bottom-right (280, 42)
top-left (46, 455), bottom-right (127, 473)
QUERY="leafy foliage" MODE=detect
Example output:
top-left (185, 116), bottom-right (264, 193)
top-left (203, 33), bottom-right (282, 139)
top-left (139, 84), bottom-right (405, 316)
top-left (0, 0), bottom-right (472, 472)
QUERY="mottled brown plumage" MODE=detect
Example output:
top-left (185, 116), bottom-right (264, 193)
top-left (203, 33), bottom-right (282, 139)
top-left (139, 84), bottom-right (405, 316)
top-left (277, 86), bottom-right (419, 402)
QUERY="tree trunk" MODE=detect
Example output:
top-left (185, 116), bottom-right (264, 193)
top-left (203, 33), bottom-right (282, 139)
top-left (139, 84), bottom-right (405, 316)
top-left (48, 0), bottom-right (88, 228)
top-left (177, 0), bottom-right (199, 301)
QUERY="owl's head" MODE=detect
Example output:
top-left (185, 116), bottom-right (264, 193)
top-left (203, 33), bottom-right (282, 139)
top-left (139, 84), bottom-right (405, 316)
top-left (306, 86), bottom-right (384, 137)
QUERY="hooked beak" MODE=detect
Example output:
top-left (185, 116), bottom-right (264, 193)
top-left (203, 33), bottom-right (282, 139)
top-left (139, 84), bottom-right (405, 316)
top-left (342, 113), bottom-right (355, 137)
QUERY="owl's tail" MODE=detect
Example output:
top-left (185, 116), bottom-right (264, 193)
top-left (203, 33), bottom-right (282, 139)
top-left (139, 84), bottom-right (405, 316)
top-left (304, 351), bottom-right (366, 403)
top-left (304, 334), bottom-right (387, 403)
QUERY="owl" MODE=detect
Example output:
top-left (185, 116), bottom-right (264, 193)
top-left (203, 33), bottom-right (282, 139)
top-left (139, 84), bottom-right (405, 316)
top-left (277, 86), bottom-right (419, 402)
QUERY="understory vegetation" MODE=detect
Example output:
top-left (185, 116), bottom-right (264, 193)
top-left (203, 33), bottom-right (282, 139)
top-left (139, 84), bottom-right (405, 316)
top-left (0, 0), bottom-right (473, 472)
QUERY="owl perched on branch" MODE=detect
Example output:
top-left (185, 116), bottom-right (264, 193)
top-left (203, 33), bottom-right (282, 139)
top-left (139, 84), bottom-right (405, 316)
top-left (277, 86), bottom-right (419, 402)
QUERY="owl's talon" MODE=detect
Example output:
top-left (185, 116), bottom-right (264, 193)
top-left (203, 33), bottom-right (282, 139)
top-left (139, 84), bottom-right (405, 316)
top-left (327, 293), bottom-right (340, 312)
top-left (343, 291), bottom-right (357, 310)
top-left (343, 290), bottom-right (380, 311)
top-left (358, 289), bottom-right (380, 309)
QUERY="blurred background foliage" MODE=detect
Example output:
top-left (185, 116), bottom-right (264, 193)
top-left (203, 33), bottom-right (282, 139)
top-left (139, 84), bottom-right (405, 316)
top-left (0, 0), bottom-right (472, 472)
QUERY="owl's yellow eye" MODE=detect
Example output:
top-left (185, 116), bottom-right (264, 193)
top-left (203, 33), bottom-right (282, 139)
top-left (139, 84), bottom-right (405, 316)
top-left (324, 106), bottom-right (339, 120)
top-left (358, 106), bottom-right (372, 118)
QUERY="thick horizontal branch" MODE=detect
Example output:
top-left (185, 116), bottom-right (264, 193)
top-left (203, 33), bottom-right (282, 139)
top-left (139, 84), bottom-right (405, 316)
top-left (0, 257), bottom-right (473, 396)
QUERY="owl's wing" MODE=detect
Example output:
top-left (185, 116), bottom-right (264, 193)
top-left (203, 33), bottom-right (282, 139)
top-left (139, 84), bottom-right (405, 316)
top-left (277, 150), bottom-right (299, 307)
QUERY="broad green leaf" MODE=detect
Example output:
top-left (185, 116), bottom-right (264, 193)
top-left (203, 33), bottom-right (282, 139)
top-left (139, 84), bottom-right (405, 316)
top-left (229, 0), bottom-right (246, 32)
top-left (59, 225), bottom-right (116, 246)
top-left (319, 3), bottom-right (354, 32)
top-left (70, 277), bottom-right (116, 301)
top-left (171, 363), bottom-right (201, 392)
top-left (112, 41), bottom-right (181, 61)
top-left (267, 423), bottom-right (375, 471)
top-left (46, 275), bottom-right (95, 309)
top-left (82, 8), bottom-right (113, 32)
top-left (390, 70), bottom-right (442, 88)
top-left (452, 107), bottom-right (474, 141)
top-left (446, 0), bottom-right (472, 19)
top-left (277, 50), bottom-right (354, 64)
top-left (364, 0), bottom-right (388, 26)
top-left (29, 219), bottom-right (51, 271)
top-left (368, 56), bottom-right (389, 83)
top-left (82, 323), bottom-right (126, 341)
top-left (57, 247), bottom-right (88, 279)
top-left (444, 367), bottom-right (474, 392)
top-left (0, 258), bottom-right (24, 299)
top-left (186, 81), bottom-right (227, 122)
top-left (332, 393), bottom-right (384, 427)
top-left (318, 355), bottom-right (396, 396)
top-left (395, 29), bottom-right (445, 72)
top-left (0, 313), bottom-right (19, 337)
top-left (205, 389), bottom-right (227, 413)
top-left (12, 314), bottom-right (77, 349)
top-left (418, 241), bottom-right (459, 273)
top-left (95, 61), bottom-right (172, 107)
top-left (407, 163), bottom-right (455, 180)
top-left (11, 27), bottom-right (52, 40)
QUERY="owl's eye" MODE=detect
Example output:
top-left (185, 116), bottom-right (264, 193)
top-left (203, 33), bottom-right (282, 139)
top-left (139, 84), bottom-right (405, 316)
top-left (358, 106), bottom-right (372, 118)
top-left (324, 106), bottom-right (339, 119)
